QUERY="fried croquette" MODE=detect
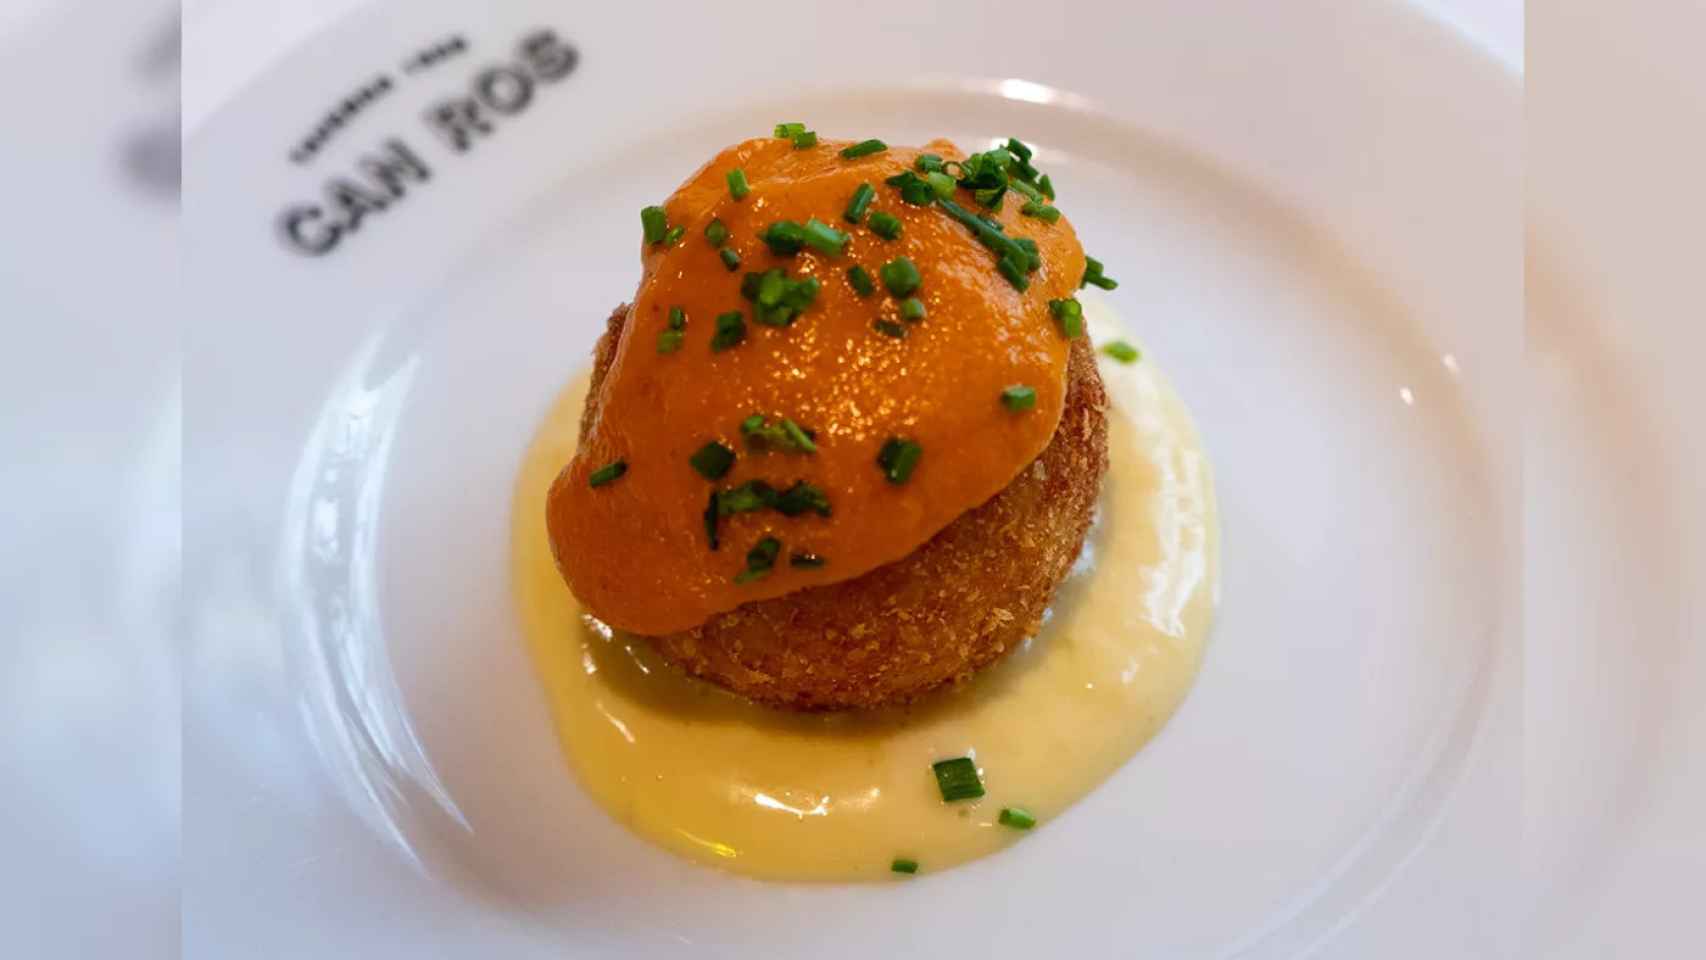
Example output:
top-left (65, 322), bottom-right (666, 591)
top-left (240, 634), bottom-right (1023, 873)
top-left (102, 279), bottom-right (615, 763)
top-left (578, 304), bottom-right (1110, 710)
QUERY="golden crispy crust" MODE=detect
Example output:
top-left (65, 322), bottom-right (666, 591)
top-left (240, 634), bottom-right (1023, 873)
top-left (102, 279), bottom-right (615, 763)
top-left (579, 304), bottom-right (1109, 710)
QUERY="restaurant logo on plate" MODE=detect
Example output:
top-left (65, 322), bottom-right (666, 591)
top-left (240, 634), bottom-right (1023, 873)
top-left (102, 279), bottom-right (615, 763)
top-left (274, 27), bottom-right (578, 258)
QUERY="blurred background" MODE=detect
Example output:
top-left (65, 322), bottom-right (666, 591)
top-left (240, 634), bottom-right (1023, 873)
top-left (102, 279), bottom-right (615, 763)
top-left (0, 2), bottom-right (179, 958)
top-left (2, 1), bottom-right (1702, 958)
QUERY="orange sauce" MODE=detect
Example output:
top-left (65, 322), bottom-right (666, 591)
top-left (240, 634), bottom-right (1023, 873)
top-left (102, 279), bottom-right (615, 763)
top-left (548, 137), bottom-right (1087, 635)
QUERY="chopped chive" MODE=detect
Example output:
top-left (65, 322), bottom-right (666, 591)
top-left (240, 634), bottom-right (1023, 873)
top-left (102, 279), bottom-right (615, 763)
top-left (1005, 137), bottom-right (1034, 163)
top-left (773, 481), bottom-right (832, 517)
top-left (997, 253), bottom-right (1029, 291)
top-left (661, 224), bottom-right (685, 246)
top-left (710, 311), bottom-right (746, 351)
top-left (931, 757), bottom-right (984, 802)
top-left (1081, 255), bottom-right (1118, 290)
top-left (915, 153), bottom-right (945, 174)
top-left (998, 806), bottom-right (1037, 830)
top-left (936, 197), bottom-right (1037, 290)
top-left (588, 460), bottom-right (627, 488)
top-left (640, 206), bottom-right (667, 244)
top-left (802, 218), bottom-right (850, 256)
top-left (874, 319), bottom-right (907, 339)
top-left (791, 130), bottom-right (819, 149)
top-left (1020, 201), bottom-right (1061, 223)
top-left (1038, 173), bottom-right (1055, 201)
top-left (703, 489), bottom-right (720, 550)
top-left (656, 330), bottom-right (685, 353)
top-left (773, 122), bottom-right (806, 138)
top-left (734, 536), bottom-right (782, 584)
top-left (885, 170), bottom-right (937, 206)
top-left (1014, 237), bottom-right (1041, 271)
top-left (1049, 297), bottom-right (1084, 338)
top-left (740, 414), bottom-right (818, 453)
top-left (760, 220), bottom-right (809, 255)
top-left (719, 247), bottom-right (742, 271)
top-left (876, 436), bottom-right (922, 484)
top-left (704, 218), bottom-right (730, 247)
top-left (726, 168), bottom-right (750, 200)
top-left (789, 552), bottom-right (826, 568)
top-left (1000, 384), bottom-right (1037, 411)
top-left (1007, 177), bottom-right (1045, 203)
top-left (740, 268), bottom-right (821, 326)
top-left (689, 442), bottom-right (736, 480)
top-left (891, 857), bottom-right (919, 875)
top-left (668, 306), bottom-right (687, 330)
top-left (867, 211), bottom-right (903, 240)
top-left (925, 171), bottom-right (956, 200)
top-left (848, 265), bottom-right (877, 297)
top-left (899, 297), bottom-right (926, 322)
top-left (717, 479), bottom-right (779, 516)
top-left (879, 257), bottom-right (922, 297)
top-left (781, 419), bottom-right (817, 453)
top-left (1101, 340), bottom-right (1141, 364)
top-left (839, 138), bottom-right (888, 159)
top-left (844, 183), bottom-right (876, 223)
top-left (974, 185), bottom-right (1006, 210)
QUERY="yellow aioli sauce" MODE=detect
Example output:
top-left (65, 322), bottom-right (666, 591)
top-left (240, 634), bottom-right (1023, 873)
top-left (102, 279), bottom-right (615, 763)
top-left (513, 302), bottom-right (1218, 881)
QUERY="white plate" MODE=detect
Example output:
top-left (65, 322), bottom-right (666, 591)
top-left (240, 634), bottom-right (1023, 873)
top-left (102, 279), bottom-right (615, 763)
top-left (183, 1), bottom-right (1536, 955)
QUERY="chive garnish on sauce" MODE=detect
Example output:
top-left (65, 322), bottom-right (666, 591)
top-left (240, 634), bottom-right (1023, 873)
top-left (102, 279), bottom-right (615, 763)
top-left (716, 479), bottom-right (779, 516)
top-left (867, 211), bottom-right (903, 240)
top-left (640, 206), bottom-right (667, 245)
top-left (588, 460), bottom-right (627, 488)
top-left (1101, 340), bottom-right (1141, 364)
top-left (1000, 385), bottom-right (1037, 412)
top-left (876, 437), bottom-right (922, 484)
top-left (914, 153), bottom-right (945, 174)
top-left (760, 220), bottom-right (809, 256)
top-left (657, 306), bottom-right (689, 354)
top-left (705, 218), bottom-right (730, 247)
top-left (891, 857), bottom-right (920, 875)
top-left (719, 247), bottom-right (742, 272)
top-left (710, 310), bottom-right (747, 351)
top-left (773, 481), bottom-right (832, 518)
top-left (1049, 297), bottom-right (1084, 339)
top-left (884, 170), bottom-right (937, 206)
top-left (844, 183), bottom-right (876, 224)
top-left (689, 442), bottom-right (735, 480)
top-left (874, 319), bottom-right (907, 339)
top-left (661, 224), bottom-right (685, 246)
top-left (925, 171), bottom-right (956, 200)
top-left (1020, 200), bottom-right (1061, 223)
top-left (1038, 174), bottom-right (1055, 201)
top-left (740, 268), bottom-right (821, 326)
top-left (734, 536), bottom-right (782, 583)
top-left (839, 138), bottom-right (888, 159)
top-left (726, 168), bottom-right (751, 200)
top-left (899, 297), bottom-right (926, 322)
top-left (802, 218), bottom-right (850, 256)
top-left (740, 413), bottom-right (818, 453)
top-left (1081, 255), bottom-right (1119, 290)
top-left (773, 122), bottom-right (807, 138)
top-left (931, 757), bottom-right (985, 802)
top-left (848, 265), bottom-right (877, 297)
top-left (879, 257), bottom-right (921, 297)
top-left (998, 807), bottom-right (1037, 830)
top-left (703, 489), bottom-right (721, 550)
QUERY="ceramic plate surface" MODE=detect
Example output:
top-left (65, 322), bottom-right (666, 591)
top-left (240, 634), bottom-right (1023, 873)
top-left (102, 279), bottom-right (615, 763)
top-left (186, 1), bottom-right (1557, 956)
